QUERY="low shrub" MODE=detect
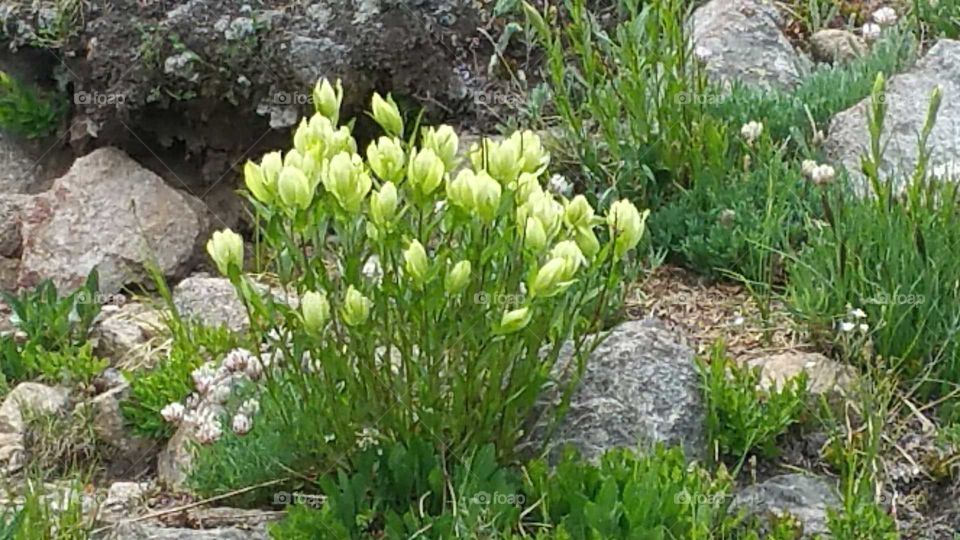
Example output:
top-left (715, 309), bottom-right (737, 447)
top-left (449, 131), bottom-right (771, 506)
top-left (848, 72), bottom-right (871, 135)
top-left (0, 71), bottom-right (65, 139)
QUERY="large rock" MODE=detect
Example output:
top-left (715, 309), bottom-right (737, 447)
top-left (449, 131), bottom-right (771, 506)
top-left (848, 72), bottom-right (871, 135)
top-left (16, 148), bottom-right (207, 294)
top-left (0, 382), bottom-right (70, 473)
top-left (87, 384), bottom-right (157, 466)
top-left (825, 40), bottom-right (960, 191)
top-left (173, 274), bottom-right (298, 333)
top-left (731, 474), bottom-right (840, 538)
top-left (744, 351), bottom-right (856, 399)
top-left (692, 0), bottom-right (806, 90)
top-left (93, 302), bottom-right (167, 369)
top-left (104, 523), bottom-right (269, 540)
top-left (529, 319), bottom-right (705, 463)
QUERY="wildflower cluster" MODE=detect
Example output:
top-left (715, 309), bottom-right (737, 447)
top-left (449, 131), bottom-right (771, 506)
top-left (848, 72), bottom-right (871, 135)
top-left (202, 78), bottom-right (646, 457)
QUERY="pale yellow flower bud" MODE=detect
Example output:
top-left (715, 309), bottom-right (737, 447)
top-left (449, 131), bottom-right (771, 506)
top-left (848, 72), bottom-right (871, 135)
top-left (206, 229), bottom-right (244, 276)
top-left (243, 161), bottom-right (272, 204)
top-left (564, 195), bottom-right (595, 229)
top-left (487, 137), bottom-right (522, 185)
top-left (529, 257), bottom-right (569, 298)
top-left (277, 166), bottom-right (313, 210)
top-left (524, 217), bottom-right (547, 253)
top-left (301, 290), bottom-right (331, 335)
top-left (447, 169), bottom-right (475, 211)
top-left (370, 182), bottom-right (399, 227)
top-left (313, 78), bottom-right (343, 125)
top-left (472, 171), bottom-right (502, 223)
top-left (366, 137), bottom-right (405, 183)
top-left (444, 260), bottom-right (471, 294)
top-left (607, 199), bottom-right (648, 258)
top-left (261, 151), bottom-right (283, 190)
top-left (403, 239), bottom-right (430, 286)
top-left (371, 92), bottom-right (403, 137)
top-left (323, 152), bottom-right (371, 213)
top-left (515, 172), bottom-right (542, 203)
top-left (515, 130), bottom-right (549, 174)
top-left (574, 226), bottom-right (601, 259)
top-left (341, 285), bottom-right (372, 326)
top-left (499, 306), bottom-right (532, 334)
top-left (407, 148), bottom-right (445, 200)
top-left (551, 240), bottom-right (586, 280)
top-left (422, 125), bottom-right (459, 171)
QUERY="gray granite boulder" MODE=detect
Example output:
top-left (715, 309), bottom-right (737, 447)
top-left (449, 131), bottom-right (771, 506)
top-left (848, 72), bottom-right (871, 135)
top-left (692, 0), bottom-right (807, 90)
top-left (528, 319), bottom-right (705, 463)
top-left (825, 40), bottom-right (960, 191)
top-left (731, 474), bottom-right (840, 538)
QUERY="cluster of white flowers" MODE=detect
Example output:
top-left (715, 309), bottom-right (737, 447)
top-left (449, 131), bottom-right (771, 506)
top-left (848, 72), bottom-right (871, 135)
top-left (862, 23), bottom-right (882, 42)
top-left (801, 160), bottom-right (836, 186)
top-left (872, 7), bottom-right (898, 26)
top-left (160, 348), bottom-right (264, 444)
top-left (838, 307), bottom-right (869, 333)
top-left (740, 121), bottom-right (764, 146)
top-left (693, 45), bottom-right (713, 63)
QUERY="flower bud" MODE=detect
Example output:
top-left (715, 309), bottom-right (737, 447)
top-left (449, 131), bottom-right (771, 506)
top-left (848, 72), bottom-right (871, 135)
top-left (278, 166), bottom-right (314, 210)
top-left (516, 172), bottom-right (541, 203)
top-left (607, 199), bottom-right (648, 258)
top-left (371, 92), bottom-right (403, 137)
top-left (313, 78), bottom-right (343, 125)
top-left (574, 226), bottom-right (601, 259)
top-left (207, 229), bottom-right (244, 276)
top-left (527, 191), bottom-right (563, 238)
top-left (444, 260), bottom-right (471, 294)
top-left (341, 285), bottom-right (372, 326)
top-left (447, 169), bottom-right (475, 211)
top-left (499, 306), bottom-right (532, 334)
top-left (366, 137), bottom-right (405, 182)
top-left (487, 137), bottom-right (522, 185)
top-left (301, 290), bottom-right (331, 335)
top-left (323, 152), bottom-right (372, 213)
top-left (244, 160), bottom-right (273, 204)
top-left (403, 239), bottom-right (430, 286)
top-left (422, 125), bottom-right (459, 171)
top-left (564, 195), bottom-right (595, 229)
top-left (550, 240), bottom-right (586, 280)
top-left (370, 182), bottom-right (399, 227)
top-left (515, 130), bottom-right (549, 174)
top-left (530, 257), bottom-right (568, 298)
top-left (524, 217), bottom-right (547, 253)
top-left (407, 148), bottom-right (445, 200)
top-left (261, 151), bottom-right (283, 189)
top-left (328, 125), bottom-right (358, 157)
top-left (472, 171), bottom-right (502, 223)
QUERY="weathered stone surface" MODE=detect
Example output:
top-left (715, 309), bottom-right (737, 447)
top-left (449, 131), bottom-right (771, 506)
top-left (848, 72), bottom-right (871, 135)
top-left (93, 302), bottom-right (167, 369)
top-left (810, 29), bottom-right (867, 64)
top-left (731, 474), bottom-right (840, 538)
top-left (0, 382), bottom-right (70, 473)
top-left (692, 0), bottom-right (806, 90)
top-left (173, 274), bottom-right (298, 333)
top-left (88, 384), bottom-right (156, 465)
top-left (0, 256), bottom-right (17, 292)
top-left (744, 351), bottom-right (856, 398)
top-left (0, 134), bottom-right (71, 195)
top-left (17, 148), bottom-right (207, 294)
top-left (825, 40), bottom-right (960, 191)
top-left (104, 522), bottom-right (269, 540)
top-left (528, 319), bottom-right (705, 463)
top-left (99, 481), bottom-right (149, 523)
top-left (157, 419), bottom-right (199, 492)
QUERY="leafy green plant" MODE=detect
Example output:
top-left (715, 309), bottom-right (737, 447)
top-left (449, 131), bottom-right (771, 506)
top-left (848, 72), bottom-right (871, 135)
top-left (787, 76), bottom-right (960, 397)
top-left (121, 321), bottom-right (238, 439)
top-left (21, 344), bottom-right (108, 387)
top-left (0, 477), bottom-right (98, 540)
top-left (188, 77), bottom-right (643, 486)
top-left (913, 0), bottom-right (960, 38)
top-left (699, 343), bottom-right (809, 467)
top-left (1, 270), bottom-right (100, 353)
top-left (0, 72), bottom-right (65, 139)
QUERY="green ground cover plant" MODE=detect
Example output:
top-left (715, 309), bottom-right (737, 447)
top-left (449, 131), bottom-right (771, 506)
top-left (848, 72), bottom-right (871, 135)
top-left (0, 71), bottom-right (65, 139)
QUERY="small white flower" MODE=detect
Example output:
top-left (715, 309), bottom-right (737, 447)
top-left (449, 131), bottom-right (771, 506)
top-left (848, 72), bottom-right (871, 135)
top-left (849, 308), bottom-right (867, 319)
top-left (245, 356), bottom-right (264, 380)
top-left (324, 433), bottom-right (336, 443)
top-left (872, 7), bottom-right (898, 26)
top-left (840, 321), bottom-right (856, 333)
top-left (238, 398), bottom-right (260, 416)
top-left (195, 418), bottom-right (223, 444)
top-left (362, 255), bottom-right (383, 284)
top-left (740, 121), bottom-right (763, 145)
top-left (160, 402), bottom-right (185, 423)
top-left (801, 159), bottom-right (818, 179)
top-left (356, 427), bottom-right (381, 450)
top-left (209, 382), bottom-right (233, 404)
top-left (191, 364), bottom-right (217, 394)
top-left (231, 413), bottom-right (253, 435)
top-left (859, 323), bottom-right (869, 333)
top-left (547, 174), bottom-right (572, 197)
top-left (811, 164), bottom-right (836, 186)
top-left (862, 22), bottom-right (882, 42)
top-left (221, 348), bottom-right (252, 372)
top-left (694, 45), bottom-right (713, 62)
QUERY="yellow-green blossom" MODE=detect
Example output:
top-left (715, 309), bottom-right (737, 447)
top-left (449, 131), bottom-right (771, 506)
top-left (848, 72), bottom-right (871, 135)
top-left (371, 92), bottom-right (403, 137)
top-left (313, 78), bottom-right (343, 125)
top-left (207, 229), bottom-right (244, 276)
top-left (341, 285), bottom-right (373, 326)
top-left (444, 260), bottom-right (471, 294)
top-left (301, 290), bottom-right (331, 334)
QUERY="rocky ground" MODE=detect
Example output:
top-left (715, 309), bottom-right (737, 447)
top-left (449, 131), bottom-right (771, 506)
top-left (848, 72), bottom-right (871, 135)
top-left (0, 0), bottom-right (959, 538)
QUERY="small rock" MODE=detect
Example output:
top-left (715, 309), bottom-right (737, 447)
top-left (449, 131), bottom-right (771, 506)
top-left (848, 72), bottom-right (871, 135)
top-left (93, 302), bottom-right (167, 369)
top-left (730, 474), bottom-right (840, 538)
top-left (744, 351), bottom-right (856, 398)
top-left (100, 481), bottom-right (149, 522)
top-left (157, 419), bottom-right (202, 492)
top-left (692, 0), bottom-right (807, 90)
top-left (809, 29), bottom-right (867, 64)
top-left (173, 274), bottom-right (297, 333)
top-left (527, 319), bottom-right (705, 463)
top-left (105, 523), bottom-right (269, 540)
top-left (17, 148), bottom-right (207, 294)
top-left (88, 384), bottom-right (156, 464)
top-left (0, 382), bottom-right (70, 473)
top-left (0, 195), bottom-right (28, 257)
top-left (825, 39), bottom-right (960, 192)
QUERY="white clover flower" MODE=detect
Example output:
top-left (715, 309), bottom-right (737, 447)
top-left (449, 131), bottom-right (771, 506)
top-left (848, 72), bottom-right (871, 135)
top-left (324, 433), bottom-right (336, 443)
top-left (222, 348), bottom-right (252, 372)
top-left (872, 7), bottom-right (898, 26)
top-left (811, 164), bottom-right (836, 186)
top-left (160, 402), bottom-right (185, 423)
top-left (362, 255), bottom-right (383, 284)
top-left (801, 159), bottom-right (818, 178)
top-left (839, 321), bottom-right (856, 333)
top-left (859, 323), bottom-right (869, 333)
top-left (232, 413), bottom-right (253, 435)
top-left (862, 23), bottom-right (882, 42)
top-left (740, 121), bottom-right (763, 145)
top-left (245, 355), bottom-right (264, 380)
top-left (191, 364), bottom-right (217, 394)
top-left (209, 381), bottom-right (234, 404)
top-left (849, 308), bottom-right (867, 319)
top-left (356, 427), bottom-right (381, 451)
top-left (196, 419), bottom-right (223, 444)
top-left (547, 174), bottom-right (572, 197)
